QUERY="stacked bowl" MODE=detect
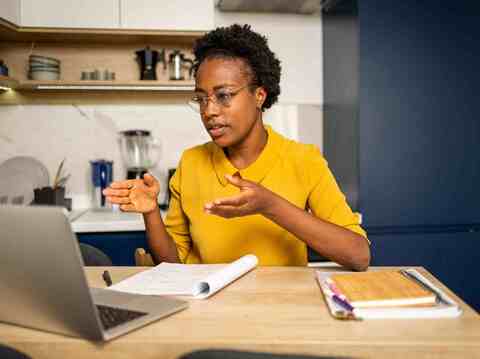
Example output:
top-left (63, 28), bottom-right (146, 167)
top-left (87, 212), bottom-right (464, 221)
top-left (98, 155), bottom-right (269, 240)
top-left (28, 54), bottom-right (61, 80)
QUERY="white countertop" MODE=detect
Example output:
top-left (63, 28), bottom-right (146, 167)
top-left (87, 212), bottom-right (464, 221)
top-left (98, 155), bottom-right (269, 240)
top-left (69, 208), bottom-right (361, 234)
top-left (70, 208), bottom-right (165, 233)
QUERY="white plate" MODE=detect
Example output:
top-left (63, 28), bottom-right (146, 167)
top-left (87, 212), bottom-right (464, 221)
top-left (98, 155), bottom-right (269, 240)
top-left (29, 71), bottom-right (60, 81)
top-left (29, 54), bottom-right (61, 66)
top-left (0, 156), bottom-right (50, 205)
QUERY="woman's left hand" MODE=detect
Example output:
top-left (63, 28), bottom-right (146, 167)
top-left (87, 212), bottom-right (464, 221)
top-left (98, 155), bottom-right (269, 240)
top-left (204, 173), bottom-right (277, 218)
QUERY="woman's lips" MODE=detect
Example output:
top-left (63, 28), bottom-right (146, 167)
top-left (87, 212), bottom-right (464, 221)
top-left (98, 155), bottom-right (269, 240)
top-left (208, 125), bottom-right (227, 138)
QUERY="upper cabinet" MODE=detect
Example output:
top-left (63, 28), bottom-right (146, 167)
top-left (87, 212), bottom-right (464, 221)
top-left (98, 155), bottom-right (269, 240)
top-left (2, 0), bottom-right (215, 31)
top-left (0, 0), bottom-right (212, 104)
top-left (120, 0), bottom-right (214, 31)
top-left (20, 0), bottom-right (119, 28)
top-left (0, 0), bottom-right (20, 25)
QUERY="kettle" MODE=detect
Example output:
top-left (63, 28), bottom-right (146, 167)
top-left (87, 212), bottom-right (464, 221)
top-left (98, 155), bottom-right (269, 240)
top-left (168, 50), bottom-right (194, 81)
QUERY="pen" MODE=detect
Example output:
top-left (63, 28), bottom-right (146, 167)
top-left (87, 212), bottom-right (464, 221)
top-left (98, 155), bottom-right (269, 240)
top-left (325, 278), bottom-right (348, 300)
top-left (102, 270), bottom-right (112, 287)
top-left (399, 269), bottom-right (449, 305)
top-left (323, 284), bottom-right (354, 312)
top-left (333, 309), bottom-right (362, 321)
top-left (331, 293), bottom-right (354, 312)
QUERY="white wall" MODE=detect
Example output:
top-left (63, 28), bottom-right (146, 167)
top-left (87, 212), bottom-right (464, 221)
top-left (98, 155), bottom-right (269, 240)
top-left (215, 11), bottom-right (322, 105)
top-left (0, 9), bottom-right (323, 209)
top-left (0, 104), bottom-right (209, 207)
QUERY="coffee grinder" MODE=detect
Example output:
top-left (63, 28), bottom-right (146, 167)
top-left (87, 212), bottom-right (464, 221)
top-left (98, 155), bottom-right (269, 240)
top-left (118, 130), bottom-right (161, 179)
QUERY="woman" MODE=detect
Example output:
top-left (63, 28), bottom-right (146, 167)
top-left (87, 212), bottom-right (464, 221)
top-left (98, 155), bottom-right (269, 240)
top-left (104, 24), bottom-right (370, 270)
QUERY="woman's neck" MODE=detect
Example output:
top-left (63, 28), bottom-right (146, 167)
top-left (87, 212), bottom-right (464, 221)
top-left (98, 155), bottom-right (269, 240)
top-left (226, 120), bottom-right (268, 170)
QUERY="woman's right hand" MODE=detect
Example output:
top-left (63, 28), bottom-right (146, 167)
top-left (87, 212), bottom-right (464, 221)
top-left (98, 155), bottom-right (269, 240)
top-left (102, 173), bottom-right (160, 213)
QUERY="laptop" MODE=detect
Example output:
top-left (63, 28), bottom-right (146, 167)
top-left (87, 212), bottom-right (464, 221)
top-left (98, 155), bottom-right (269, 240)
top-left (0, 205), bottom-right (188, 341)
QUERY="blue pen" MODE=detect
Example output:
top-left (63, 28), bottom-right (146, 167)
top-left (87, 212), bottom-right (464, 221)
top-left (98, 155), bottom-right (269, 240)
top-left (331, 293), bottom-right (354, 312)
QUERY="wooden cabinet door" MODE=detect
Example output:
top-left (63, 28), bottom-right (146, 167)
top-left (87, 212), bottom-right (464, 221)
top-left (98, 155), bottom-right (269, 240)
top-left (0, 0), bottom-right (20, 25)
top-left (21, 0), bottom-right (119, 28)
top-left (120, 0), bottom-right (214, 31)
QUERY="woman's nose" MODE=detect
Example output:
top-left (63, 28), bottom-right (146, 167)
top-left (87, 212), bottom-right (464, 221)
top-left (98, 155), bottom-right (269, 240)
top-left (202, 97), bottom-right (221, 116)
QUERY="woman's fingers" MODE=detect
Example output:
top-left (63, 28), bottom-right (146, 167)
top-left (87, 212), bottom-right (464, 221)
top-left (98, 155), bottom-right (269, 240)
top-left (109, 180), bottom-right (136, 189)
top-left (205, 204), bottom-right (242, 218)
top-left (206, 194), bottom-right (247, 208)
top-left (105, 195), bottom-right (131, 205)
top-left (120, 204), bottom-right (137, 212)
top-left (103, 188), bottom-right (129, 197)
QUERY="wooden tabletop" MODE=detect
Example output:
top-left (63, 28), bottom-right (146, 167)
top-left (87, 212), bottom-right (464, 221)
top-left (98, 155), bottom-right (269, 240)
top-left (1, 266), bottom-right (479, 359)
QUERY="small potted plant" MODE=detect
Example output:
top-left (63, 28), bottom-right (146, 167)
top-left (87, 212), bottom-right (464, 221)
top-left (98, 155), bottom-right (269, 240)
top-left (33, 158), bottom-right (70, 208)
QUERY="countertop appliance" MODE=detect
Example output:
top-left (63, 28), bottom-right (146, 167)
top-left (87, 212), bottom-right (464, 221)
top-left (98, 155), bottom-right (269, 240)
top-left (135, 46), bottom-right (166, 81)
top-left (118, 130), bottom-right (160, 180)
top-left (90, 159), bottom-right (113, 209)
top-left (168, 50), bottom-right (193, 81)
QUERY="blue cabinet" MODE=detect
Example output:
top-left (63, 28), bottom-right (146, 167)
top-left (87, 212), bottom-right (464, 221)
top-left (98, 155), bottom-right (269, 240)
top-left (370, 231), bottom-right (480, 312)
top-left (77, 231), bottom-right (147, 266)
top-left (323, 0), bottom-right (480, 313)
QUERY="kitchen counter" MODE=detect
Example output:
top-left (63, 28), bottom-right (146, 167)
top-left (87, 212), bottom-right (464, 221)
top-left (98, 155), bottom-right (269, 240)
top-left (69, 208), bottom-right (361, 234)
top-left (70, 208), bottom-right (166, 233)
top-left (70, 208), bottom-right (348, 266)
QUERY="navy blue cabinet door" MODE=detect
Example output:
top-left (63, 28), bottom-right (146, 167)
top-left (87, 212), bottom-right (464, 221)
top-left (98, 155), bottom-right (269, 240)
top-left (77, 232), bottom-right (148, 266)
top-left (370, 230), bottom-right (480, 312)
top-left (359, 0), bottom-right (480, 228)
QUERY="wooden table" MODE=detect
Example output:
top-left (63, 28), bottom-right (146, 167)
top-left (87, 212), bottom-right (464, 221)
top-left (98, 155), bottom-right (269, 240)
top-left (1, 266), bottom-right (479, 359)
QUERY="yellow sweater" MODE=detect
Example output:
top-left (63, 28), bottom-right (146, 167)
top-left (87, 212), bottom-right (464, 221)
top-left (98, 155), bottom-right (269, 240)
top-left (164, 125), bottom-right (367, 266)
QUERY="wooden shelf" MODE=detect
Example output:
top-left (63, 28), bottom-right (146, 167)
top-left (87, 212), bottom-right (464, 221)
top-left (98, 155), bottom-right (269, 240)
top-left (0, 75), bottom-right (19, 89)
top-left (0, 79), bottom-right (195, 105)
top-left (17, 80), bottom-right (195, 91)
top-left (0, 19), bottom-right (200, 104)
top-left (0, 18), bottom-right (204, 45)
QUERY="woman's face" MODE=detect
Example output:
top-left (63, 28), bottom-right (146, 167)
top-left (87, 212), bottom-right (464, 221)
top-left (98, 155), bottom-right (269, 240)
top-left (194, 57), bottom-right (265, 148)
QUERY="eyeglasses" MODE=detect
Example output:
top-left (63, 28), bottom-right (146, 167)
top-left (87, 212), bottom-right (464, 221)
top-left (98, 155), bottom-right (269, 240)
top-left (187, 84), bottom-right (253, 113)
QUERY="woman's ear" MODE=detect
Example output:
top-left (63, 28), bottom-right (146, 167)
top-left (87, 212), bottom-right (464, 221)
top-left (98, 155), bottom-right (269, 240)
top-left (255, 87), bottom-right (267, 110)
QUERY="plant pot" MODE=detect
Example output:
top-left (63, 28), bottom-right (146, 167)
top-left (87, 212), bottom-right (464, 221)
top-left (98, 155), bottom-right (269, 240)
top-left (33, 186), bottom-right (65, 207)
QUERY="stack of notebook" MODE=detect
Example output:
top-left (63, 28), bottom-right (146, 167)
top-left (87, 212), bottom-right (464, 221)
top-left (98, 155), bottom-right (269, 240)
top-left (316, 269), bottom-right (462, 319)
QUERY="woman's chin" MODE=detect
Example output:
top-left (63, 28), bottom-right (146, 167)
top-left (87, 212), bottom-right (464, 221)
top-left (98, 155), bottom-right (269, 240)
top-left (210, 133), bottom-right (232, 147)
top-left (212, 137), bottom-right (231, 148)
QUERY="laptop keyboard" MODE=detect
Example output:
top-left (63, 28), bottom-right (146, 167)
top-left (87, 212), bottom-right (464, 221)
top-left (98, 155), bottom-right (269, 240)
top-left (96, 304), bottom-right (147, 330)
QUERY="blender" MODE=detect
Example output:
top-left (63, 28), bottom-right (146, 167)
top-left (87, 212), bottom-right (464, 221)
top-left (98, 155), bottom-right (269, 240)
top-left (118, 130), bottom-right (161, 179)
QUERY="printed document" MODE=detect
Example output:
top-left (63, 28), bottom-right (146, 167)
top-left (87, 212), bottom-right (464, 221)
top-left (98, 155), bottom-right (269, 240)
top-left (108, 254), bottom-right (258, 299)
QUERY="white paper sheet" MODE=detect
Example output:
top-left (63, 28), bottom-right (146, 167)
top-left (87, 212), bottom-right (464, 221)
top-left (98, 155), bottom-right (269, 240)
top-left (108, 254), bottom-right (258, 299)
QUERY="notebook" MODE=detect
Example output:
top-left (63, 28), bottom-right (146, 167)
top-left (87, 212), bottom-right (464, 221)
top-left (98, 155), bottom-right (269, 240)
top-left (316, 269), bottom-right (462, 319)
top-left (108, 254), bottom-right (258, 299)
top-left (329, 270), bottom-right (436, 308)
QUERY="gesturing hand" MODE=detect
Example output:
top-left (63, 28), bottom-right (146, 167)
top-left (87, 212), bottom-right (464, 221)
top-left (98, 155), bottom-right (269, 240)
top-left (102, 173), bottom-right (160, 213)
top-left (204, 173), bottom-right (277, 218)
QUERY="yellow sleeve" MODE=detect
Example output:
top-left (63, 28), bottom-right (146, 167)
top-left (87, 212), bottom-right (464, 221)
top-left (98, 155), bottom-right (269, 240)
top-left (163, 156), bottom-right (192, 263)
top-left (305, 146), bottom-right (368, 241)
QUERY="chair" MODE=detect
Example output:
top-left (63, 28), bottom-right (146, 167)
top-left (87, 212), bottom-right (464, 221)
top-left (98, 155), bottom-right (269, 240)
top-left (79, 243), bottom-right (113, 266)
top-left (178, 349), bottom-right (354, 359)
top-left (0, 344), bottom-right (32, 359)
top-left (134, 247), bottom-right (155, 266)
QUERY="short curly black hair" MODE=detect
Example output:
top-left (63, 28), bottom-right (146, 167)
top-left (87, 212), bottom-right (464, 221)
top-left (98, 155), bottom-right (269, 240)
top-left (192, 24), bottom-right (281, 111)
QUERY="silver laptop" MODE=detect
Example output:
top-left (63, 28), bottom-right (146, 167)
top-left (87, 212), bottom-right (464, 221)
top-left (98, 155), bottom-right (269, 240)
top-left (0, 205), bottom-right (188, 341)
